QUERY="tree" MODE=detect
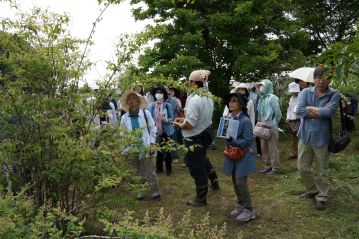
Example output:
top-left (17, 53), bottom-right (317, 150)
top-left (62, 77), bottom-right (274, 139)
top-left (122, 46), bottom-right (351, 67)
top-left (98, 0), bottom-right (309, 97)
top-left (291, 0), bottom-right (359, 55)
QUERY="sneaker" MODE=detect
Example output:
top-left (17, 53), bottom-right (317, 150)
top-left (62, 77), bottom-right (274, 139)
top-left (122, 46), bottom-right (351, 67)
top-left (299, 191), bottom-right (319, 199)
top-left (259, 167), bottom-right (272, 173)
top-left (235, 208), bottom-right (256, 222)
top-left (135, 193), bottom-right (145, 200)
top-left (230, 205), bottom-right (245, 216)
top-left (315, 201), bottom-right (327, 210)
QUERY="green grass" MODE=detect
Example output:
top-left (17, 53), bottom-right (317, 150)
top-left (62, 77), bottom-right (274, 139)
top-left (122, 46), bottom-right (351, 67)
top-left (85, 127), bottom-right (359, 238)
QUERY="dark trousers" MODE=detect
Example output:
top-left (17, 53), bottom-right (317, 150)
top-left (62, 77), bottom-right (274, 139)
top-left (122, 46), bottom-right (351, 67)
top-left (156, 132), bottom-right (173, 173)
top-left (184, 129), bottom-right (215, 193)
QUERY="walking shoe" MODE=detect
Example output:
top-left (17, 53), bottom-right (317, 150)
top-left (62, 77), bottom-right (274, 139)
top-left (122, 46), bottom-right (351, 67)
top-left (135, 193), bottom-right (145, 200)
top-left (186, 198), bottom-right (207, 207)
top-left (230, 205), bottom-right (245, 217)
top-left (315, 201), bottom-right (327, 210)
top-left (235, 208), bottom-right (256, 222)
top-left (265, 169), bottom-right (282, 175)
top-left (259, 167), bottom-right (272, 173)
top-left (151, 194), bottom-right (161, 201)
top-left (299, 191), bottom-right (319, 199)
top-left (287, 155), bottom-right (297, 160)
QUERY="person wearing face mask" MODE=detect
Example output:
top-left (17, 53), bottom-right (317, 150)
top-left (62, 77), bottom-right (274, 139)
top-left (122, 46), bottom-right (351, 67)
top-left (149, 86), bottom-right (175, 175)
top-left (255, 79), bottom-right (282, 174)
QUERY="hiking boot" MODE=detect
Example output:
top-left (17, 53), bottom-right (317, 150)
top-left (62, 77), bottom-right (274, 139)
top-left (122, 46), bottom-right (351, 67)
top-left (135, 193), bottom-right (145, 200)
top-left (187, 198), bottom-right (207, 207)
top-left (230, 205), bottom-right (245, 217)
top-left (299, 191), bottom-right (319, 199)
top-left (315, 201), bottom-right (327, 210)
top-left (259, 167), bottom-right (272, 173)
top-left (235, 208), bottom-right (256, 222)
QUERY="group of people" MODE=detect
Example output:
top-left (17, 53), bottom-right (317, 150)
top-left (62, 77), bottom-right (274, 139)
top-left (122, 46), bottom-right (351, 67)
top-left (90, 65), bottom-right (345, 223)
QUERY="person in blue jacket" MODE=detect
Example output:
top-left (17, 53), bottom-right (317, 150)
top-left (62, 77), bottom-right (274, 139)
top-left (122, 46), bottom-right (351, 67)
top-left (149, 86), bottom-right (175, 175)
top-left (223, 92), bottom-right (257, 222)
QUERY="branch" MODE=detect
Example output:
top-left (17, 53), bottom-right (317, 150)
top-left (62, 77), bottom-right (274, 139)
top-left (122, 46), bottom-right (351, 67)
top-left (75, 2), bottom-right (111, 88)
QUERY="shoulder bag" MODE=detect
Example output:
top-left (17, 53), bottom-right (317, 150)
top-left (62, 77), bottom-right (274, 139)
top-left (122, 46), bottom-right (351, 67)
top-left (328, 94), bottom-right (351, 153)
top-left (253, 121), bottom-right (273, 139)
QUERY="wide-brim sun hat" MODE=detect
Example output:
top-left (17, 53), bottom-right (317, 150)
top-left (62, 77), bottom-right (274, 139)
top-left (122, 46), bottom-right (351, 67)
top-left (120, 89), bottom-right (148, 112)
top-left (287, 82), bottom-right (300, 94)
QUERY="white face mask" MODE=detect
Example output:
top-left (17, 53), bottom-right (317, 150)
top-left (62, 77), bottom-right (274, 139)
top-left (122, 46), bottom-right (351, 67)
top-left (155, 93), bottom-right (164, 101)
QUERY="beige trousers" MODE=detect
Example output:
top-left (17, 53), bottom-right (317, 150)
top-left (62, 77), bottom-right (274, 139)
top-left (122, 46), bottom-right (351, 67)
top-left (129, 156), bottom-right (160, 197)
top-left (297, 140), bottom-right (330, 202)
top-left (260, 128), bottom-right (280, 171)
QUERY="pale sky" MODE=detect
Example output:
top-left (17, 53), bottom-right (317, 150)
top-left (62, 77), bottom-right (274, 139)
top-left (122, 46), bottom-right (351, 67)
top-left (0, 0), bottom-right (151, 88)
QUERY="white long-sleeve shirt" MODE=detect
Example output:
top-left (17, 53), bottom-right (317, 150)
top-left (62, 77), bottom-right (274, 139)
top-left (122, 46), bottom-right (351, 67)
top-left (120, 109), bottom-right (157, 157)
top-left (286, 95), bottom-right (299, 120)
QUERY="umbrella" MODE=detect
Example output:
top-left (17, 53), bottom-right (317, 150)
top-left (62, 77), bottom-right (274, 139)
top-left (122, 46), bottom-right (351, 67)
top-left (288, 67), bottom-right (315, 83)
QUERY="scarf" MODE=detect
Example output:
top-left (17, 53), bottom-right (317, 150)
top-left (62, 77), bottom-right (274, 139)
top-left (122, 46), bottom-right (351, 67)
top-left (156, 101), bottom-right (163, 134)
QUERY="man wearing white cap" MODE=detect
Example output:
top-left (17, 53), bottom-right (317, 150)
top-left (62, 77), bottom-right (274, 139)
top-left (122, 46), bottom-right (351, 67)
top-left (173, 70), bottom-right (219, 207)
top-left (286, 82), bottom-right (300, 160)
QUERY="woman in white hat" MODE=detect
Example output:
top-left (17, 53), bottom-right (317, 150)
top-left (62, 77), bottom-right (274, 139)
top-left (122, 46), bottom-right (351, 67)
top-left (120, 89), bottom-right (160, 200)
top-left (286, 82), bottom-right (300, 160)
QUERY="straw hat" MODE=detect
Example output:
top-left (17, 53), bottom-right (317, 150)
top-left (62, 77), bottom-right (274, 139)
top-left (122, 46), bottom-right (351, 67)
top-left (288, 82), bottom-right (300, 94)
top-left (120, 89), bottom-right (148, 112)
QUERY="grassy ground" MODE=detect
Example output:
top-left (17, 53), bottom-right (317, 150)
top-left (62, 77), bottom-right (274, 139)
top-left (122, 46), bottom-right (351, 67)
top-left (86, 128), bottom-right (359, 239)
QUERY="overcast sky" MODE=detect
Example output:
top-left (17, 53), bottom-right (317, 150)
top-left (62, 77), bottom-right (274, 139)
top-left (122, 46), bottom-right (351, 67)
top-left (0, 0), bottom-right (150, 88)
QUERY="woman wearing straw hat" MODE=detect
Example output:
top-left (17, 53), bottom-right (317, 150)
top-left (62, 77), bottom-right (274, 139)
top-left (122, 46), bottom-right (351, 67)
top-left (120, 89), bottom-right (160, 201)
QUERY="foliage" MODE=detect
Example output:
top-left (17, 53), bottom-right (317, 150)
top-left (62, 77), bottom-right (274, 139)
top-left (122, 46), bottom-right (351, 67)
top-left (99, 208), bottom-right (228, 239)
top-left (0, 6), bottom-right (143, 221)
top-left (319, 27), bottom-right (359, 95)
top-left (0, 188), bottom-right (84, 238)
top-left (291, 0), bottom-right (358, 54)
